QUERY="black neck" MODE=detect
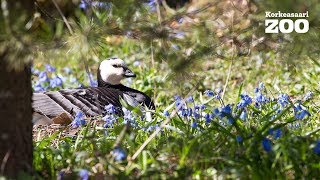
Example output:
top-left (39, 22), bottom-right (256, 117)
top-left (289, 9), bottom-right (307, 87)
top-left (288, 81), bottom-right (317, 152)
top-left (97, 69), bottom-right (110, 87)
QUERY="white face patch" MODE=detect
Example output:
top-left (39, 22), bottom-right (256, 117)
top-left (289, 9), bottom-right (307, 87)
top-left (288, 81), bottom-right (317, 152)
top-left (99, 58), bottom-right (128, 85)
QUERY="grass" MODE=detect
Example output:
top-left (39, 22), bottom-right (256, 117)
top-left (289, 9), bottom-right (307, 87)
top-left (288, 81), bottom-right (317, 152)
top-left (28, 1), bottom-right (320, 178)
top-left (1, 0), bottom-right (319, 178)
top-left (31, 45), bottom-right (320, 178)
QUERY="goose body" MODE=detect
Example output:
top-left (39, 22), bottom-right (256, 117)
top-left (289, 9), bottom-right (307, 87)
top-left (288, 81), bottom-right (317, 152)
top-left (32, 58), bottom-right (154, 124)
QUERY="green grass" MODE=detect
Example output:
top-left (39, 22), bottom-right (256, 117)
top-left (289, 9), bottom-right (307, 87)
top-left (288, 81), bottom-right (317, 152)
top-left (32, 49), bottom-right (320, 178)
top-left (29, 1), bottom-right (320, 178)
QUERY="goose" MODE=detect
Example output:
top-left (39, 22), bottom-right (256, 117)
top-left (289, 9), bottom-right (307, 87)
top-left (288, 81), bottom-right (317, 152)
top-left (32, 58), bottom-right (155, 125)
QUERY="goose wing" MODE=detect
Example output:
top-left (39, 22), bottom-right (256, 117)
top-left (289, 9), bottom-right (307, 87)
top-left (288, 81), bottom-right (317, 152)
top-left (124, 91), bottom-right (155, 110)
top-left (32, 87), bottom-right (124, 118)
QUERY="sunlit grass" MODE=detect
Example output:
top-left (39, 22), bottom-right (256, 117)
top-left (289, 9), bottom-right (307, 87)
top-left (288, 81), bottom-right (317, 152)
top-left (32, 52), bottom-right (320, 178)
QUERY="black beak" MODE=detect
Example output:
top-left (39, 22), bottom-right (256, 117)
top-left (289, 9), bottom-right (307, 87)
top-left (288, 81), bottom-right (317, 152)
top-left (124, 68), bottom-right (136, 77)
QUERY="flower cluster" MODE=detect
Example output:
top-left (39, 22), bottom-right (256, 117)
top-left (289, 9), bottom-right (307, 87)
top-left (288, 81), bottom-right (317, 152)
top-left (294, 103), bottom-right (310, 120)
top-left (78, 169), bottom-right (89, 180)
top-left (168, 83), bottom-right (313, 153)
top-left (79, 0), bottom-right (111, 10)
top-left (32, 65), bottom-right (66, 92)
top-left (173, 95), bottom-right (208, 128)
top-left (103, 104), bottom-right (118, 128)
top-left (112, 147), bottom-right (127, 161)
top-left (71, 111), bottom-right (87, 128)
top-left (32, 64), bottom-right (65, 92)
top-left (32, 64), bottom-right (98, 92)
top-left (237, 94), bottom-right (252, 109)
top-left (102, 104), bottom-right (140, 129)
top-left (172, 90), bottom-right (242, 129)
top-left (145, 0), bottom-right (160, 11)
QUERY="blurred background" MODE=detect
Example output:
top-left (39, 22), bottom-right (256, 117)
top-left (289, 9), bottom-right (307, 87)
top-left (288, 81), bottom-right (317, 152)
top-left (1, 0), bottom-right (320, 178)
top-left (1, 0), bottom-right (320, 102)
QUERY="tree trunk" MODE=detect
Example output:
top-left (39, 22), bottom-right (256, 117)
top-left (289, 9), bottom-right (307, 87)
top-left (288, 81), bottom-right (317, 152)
top-left (0, 0), bottom-right (34, 177)
top-left (0, 53), bottom-right (33, 176)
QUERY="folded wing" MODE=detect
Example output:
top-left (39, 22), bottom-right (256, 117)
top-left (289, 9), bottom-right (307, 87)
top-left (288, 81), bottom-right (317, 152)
top-left (32, 87), bottom-right (125, 118)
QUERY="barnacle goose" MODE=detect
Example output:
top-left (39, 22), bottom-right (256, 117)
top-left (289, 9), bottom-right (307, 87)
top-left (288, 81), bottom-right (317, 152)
top-left (32, 58), bottom-right (155, 124)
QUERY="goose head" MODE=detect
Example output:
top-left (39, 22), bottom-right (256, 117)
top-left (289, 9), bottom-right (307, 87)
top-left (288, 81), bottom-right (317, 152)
top-left (98, 58), bottom-right (136, 86)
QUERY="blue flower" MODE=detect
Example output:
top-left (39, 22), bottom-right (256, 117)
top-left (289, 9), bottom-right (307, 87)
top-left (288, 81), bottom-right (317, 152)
top-left (204, 90), bottom-right (214, 97)
top-left (236, 135), bottom-right (243, 143)
top-left (258, 82), bottom-right (265, 90)
top-left (146, 124), bottom-right (159, 132)
top-left (303, 91), bottom-right (313, 101)
top-left (240, 110), bottom-right (247, 120)
top-left (276, 109), bottom-right (282, 114)
top-left (87, 73), bottom-right (97, 87)
top-left (295, 111), bottom-right (310, 120)
top-left (91, 1), bottom-right (111, 9)
top-left (269, 128), bottom-right (282, 139)
top-left (103, 115), bottom-right (116, 128)
top-left (205, 113), bottom-right (212, 123)
top-left (254, 87), bottom-right (259, 93)
top-left (112, 147), bottom-right (127, 161)
top-left (186, 96), bottom-right (194, 103)
top-left (175, 100), bottom-right (185, 110)
top-left (237, 94), bottom-right (252, 109)
top-left (69, 77), bottom-right (76, 83)
top-left (255, 92), bottom-right (268, 105)
top-left (31, 67), bottom-right (40, 75)
top-left (71, 111), bottom-right (86, 128)
top-left (278, 94), bottom-right (290, 107)
top-left (193, 112), bottom-right (200, 119)
top-left (194, 104), bottom-right (206, 111)
top-left (191, 121), bottom-right (197, 128)
top-left (200, 104), bottom-right (206, 110)
top-left (78, 169), bottom-right (89, 180)
top-left (123, 108), bottom-right (136, 123)
top-left (216, 88), bottom-right (222, 94)
top-left (57, 171), bottom-right (64, 180)
top-left (216, 104), bottom-right (233, 121)
top-left (163, 110), bottom-right (170, 117)
top-left (38, 71), bottom-right (50, 83)
top-left (105, 104), bottom-right (116, 114)
top-left (63, 67), bottom-right (72, 74)
top-left (171, 44), bottom-right (180, 50)
top-left (227, 117), bottom-right (234, 124)
top-left (174, 31), bottom-right (185, 39)
top-left (71, 118), bottom-right (85, 128)
top-left (262, 138), bottom-right (272, 152)
top-left (221, 104), bottom-right (232, 115)
top-left (147, 0), bottom-right (157, 6)
top-left (146, 0), bottom-right (157, 11)
top-left (33, 82), bottom-right (45, 92)
top-left (181, 108), bottom-right (192, 117)
top-left (313, 140), bottom-right (320, 156)
top-left (294, 104), bottom-right (310, 120)
top-left (90, 80), bottom-right (98, 87)
top-left (214, 94), bottom-right (221, 100)
top-left (214, 88), bottom-right (222, 100)
top-left (45, 64), bottom-right (56, 72)
top-left (133, 61), bottom-right (141, 66)
top-left (79, 0), bottom-right (87, 9)
top-left (174, 95), bottom-right (182, 101)
top-left (80, 0), bottom-right (111, 9)
top-left (76, 111), bottom-right (84, 119)
top-left (212, 108), bottom-right (220, 115)
top-left (49, 76), bottom-right (63, 88)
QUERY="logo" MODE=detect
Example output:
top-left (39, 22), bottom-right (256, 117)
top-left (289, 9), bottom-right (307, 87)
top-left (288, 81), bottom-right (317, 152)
top-left (265, 11), bottom-right (309, 33)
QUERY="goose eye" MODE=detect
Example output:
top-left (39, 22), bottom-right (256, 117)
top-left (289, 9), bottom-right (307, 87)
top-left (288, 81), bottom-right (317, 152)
top-left (112, 64), bottom-right (121, 68)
